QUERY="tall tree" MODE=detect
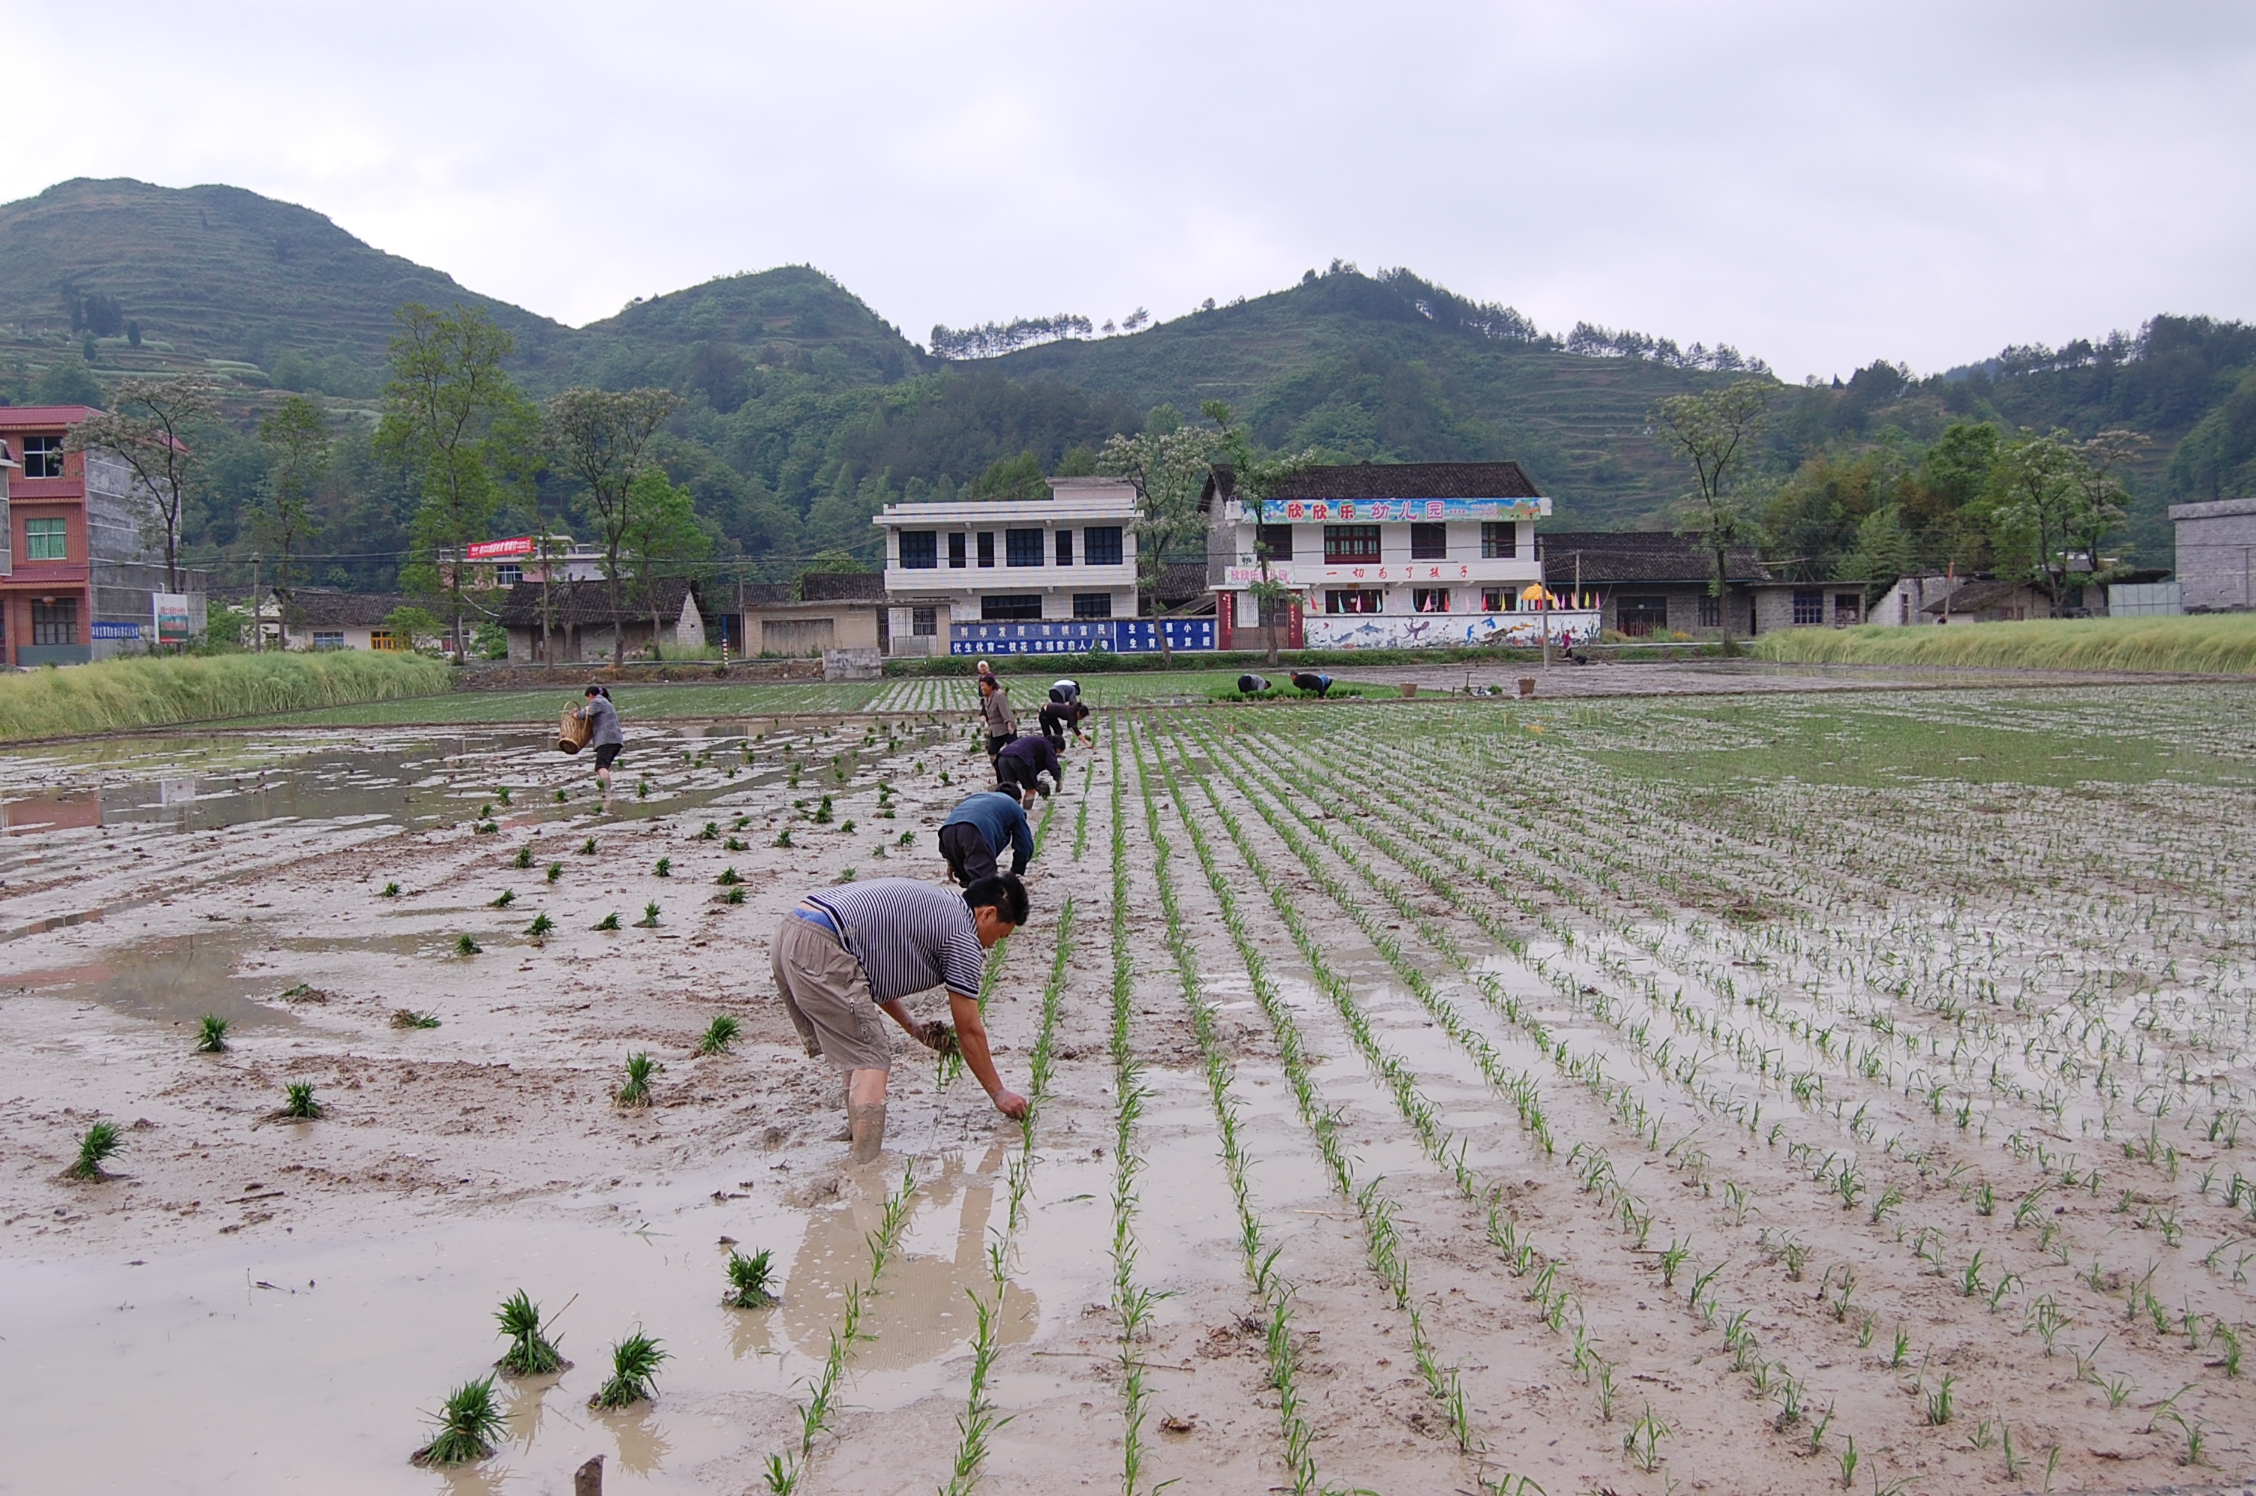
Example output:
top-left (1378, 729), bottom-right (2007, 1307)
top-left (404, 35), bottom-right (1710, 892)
top-left (1096, 408), bottom-right (1222, 664)
top-left (255, 394), bottom-right (330, 641)
top-left (546, 387), bottom-right (679, 664)
top-left (379, 303), bottom-right (520, 658)
top-left (1988, 432), bottom-right (2086, 615)
top-left (1657, 379), bottom-right (1770, 643)
top-left (67, 375), bottom-right (215, 593)
top-left (1205, 401), bottom-right (1318, 666)
top-left (621, 469), bottom-right (712, 659)
top-left (2064, 430), bottom-right (2147, 584)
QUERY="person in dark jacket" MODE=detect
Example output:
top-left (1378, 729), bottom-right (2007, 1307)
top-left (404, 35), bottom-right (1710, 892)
top-left (571, 685), bottom-right (624, 792)
top-left (937, 790), bottom-right (1034, 885)
top-left (994, 733), bottom-right (1060, 805)
top-left (1038, 695), bottom-right (1091, 750)
top-left (1290, 671), bottom-right (1334, 698)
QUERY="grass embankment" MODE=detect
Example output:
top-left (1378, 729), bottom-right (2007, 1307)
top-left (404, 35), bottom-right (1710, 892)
top-left (1751, 614), bottom-right (2256, 674)
top-left (0, 651), bottom-right (450, 741)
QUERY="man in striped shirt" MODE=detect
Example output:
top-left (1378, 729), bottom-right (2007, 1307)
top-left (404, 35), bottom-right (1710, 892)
top-left (771, 874), bottom-right (1031, 1161)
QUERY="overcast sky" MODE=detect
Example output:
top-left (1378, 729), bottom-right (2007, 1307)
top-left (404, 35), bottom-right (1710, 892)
top-left (7, 2), bottom-right (2251, 381)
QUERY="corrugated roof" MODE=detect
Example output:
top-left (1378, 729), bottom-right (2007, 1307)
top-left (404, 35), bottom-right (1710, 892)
top-left (1538, 532), bottom-right (1772, 585)
top-left (799, 570), bottom-right (886, 601)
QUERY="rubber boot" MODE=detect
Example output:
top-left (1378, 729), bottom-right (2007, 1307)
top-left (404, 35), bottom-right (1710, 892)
top-left (848, 1102), bottom-right (887, 1163)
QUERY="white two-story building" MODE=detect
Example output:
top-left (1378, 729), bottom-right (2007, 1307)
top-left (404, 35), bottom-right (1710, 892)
top-left (873, 477), bottom-right (1154, 655)
top-left (1202, 461), bottom-right (1600, 649)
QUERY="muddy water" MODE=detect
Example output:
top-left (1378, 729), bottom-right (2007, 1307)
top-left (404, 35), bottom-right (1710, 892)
top-left (0, 1149), bottom-right (1072, 1495)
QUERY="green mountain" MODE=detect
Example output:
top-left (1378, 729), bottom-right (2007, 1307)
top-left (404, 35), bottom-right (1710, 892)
top-left (0, 176), bottom-right (2248, 589)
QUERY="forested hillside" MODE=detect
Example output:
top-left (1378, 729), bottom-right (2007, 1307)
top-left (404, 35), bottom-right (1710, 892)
top-left (0, 176), bottom-right (2249, 597)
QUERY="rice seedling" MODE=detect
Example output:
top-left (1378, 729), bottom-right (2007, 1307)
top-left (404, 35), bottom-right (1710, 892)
top-left (392, 1009), bottom-right (441, 1028)
top-left (721, 886), bottom-right (746, 904)
top-left (588, 1329), bottom-right (667, 1408)
top-left (494, 1289), bottom-right (567, 1376)
top-left (546, 861), bottom-right (563, 882)
top-left (411, 1374), bottom-right (504, 1465)
top-left (716, 866), bottom-right (742, 885)
top-left (1624, 1402), bottom-right (1670, 1472)
top-left (1925, 1371), bottom-right (1954, 1425)
top-left (474, 820), bottom-right (499, 834)
top-left (195, 1013), bottom-right (229, 1053)
top-left (512, 845), bottom-right (533, 868)
top-left (773, 828), bottom-right (794, 848)
top-left (812, 794), bottom-right (833, 824)
top-left (725, 836), bottom-right (748, 851)
top-left (555, 787), bottom-right (569, 802)
top-left (1836, 1434), bottom-right (1858, 1489)
top-left (1659, 1237), bottom-right (1690, 1288)
top-left (635, 778), bottom-right (651, 799)
top-left (698, 821), bottom-right (719, 840)
top-left (696, 1015), bottom-right (740, 1055)
top-left (71, 1120), bottom-right (120, 1179)
top-left (495, 787), bottom-right (511, 806)
top-left (282, 1082), bottom-right (323, 1119)
top-left (593, 911), bottom-right (621, 931)
top-left (381, 881), bottom-right (401, 897)
top-left (526, 913), bottom-right (554, 939)
top-left (579, 837), bottom-right (597, 855)
top-left (489, 889), bottom-right (515, 908)
top-left (455, 933), bottom-right (482, 956)
top-left (635, 901), bottom-right (661, 927)
top-left (616, 1052), bottom-right (659, 1107)
top-left (836, 867), bottom-right (855, 883)
top-left (653, 857), bottom-right (671, 877)
top-left (724, 1248), bottom-right (778, 1308)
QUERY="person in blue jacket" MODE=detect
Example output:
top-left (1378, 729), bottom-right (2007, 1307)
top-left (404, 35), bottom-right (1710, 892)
top-left (937, 790), bottom-right (1035, 886)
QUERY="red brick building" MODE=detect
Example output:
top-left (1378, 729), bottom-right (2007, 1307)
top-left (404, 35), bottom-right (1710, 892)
top-left (0, 404), bottom-right (203, 665)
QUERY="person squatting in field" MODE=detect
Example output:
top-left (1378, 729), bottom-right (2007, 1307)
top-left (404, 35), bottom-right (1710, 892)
top-left (977, 675), bottom-right (1016, 773)
top-left (937, 789), bottom-right (1034, 886)
top-left (994, 732), bottom-right (1061, 807)
top-left (571, 685), bottom-right (624, 792)
top-left (1290, 670), bottom-right (1334, 697)
top-left (770, 874), bottom-right (1031, 1161)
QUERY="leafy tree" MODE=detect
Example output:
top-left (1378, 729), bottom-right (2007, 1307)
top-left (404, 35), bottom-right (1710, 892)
top-left (620, 468), bottom-right (712, 658)
top-left (1206, 401), bottom-right (1318, 665)
top-left (380, 304), bottom-right (521, 657)
top-left (255, 395), bottom-right (330, 634)
top-left (2064, 430), bottom-right (2147, 583)
top-left (32, 361), bottom-right (103, 406)
top-left (1096, 410), bottom-right (1226, 663)
top-left (1657, 379), bottom-right (1770, 642)
top-left (1986, 432), bottom-right (2088, 614)
top-left (383, 604), bottom-right (447, 653)
top-left (547, 386), bottom-right (679, 664)
top-left (68, 375), bottom-right (216, 592)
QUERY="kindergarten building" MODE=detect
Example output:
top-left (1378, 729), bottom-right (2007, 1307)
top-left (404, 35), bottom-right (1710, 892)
top-left (1201, 461), bottom-right (1600, 649)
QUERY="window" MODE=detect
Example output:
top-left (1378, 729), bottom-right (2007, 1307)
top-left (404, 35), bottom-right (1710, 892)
top-left (21, 436), bottom-right (64, 479)
top-left (1005, 528), bottom-right (1044, 567)
top-left (981, 593), bottom-right (1043, 621)
top-left (1833, 594), bottom-right (1862, 625)
top-left (1072, 592), bottom-right (1112, 619)
top-left (1413, 588), bottom-right (1451, 613)
top-left (1618, 596), bottom-right (1670, 637)
top-left (494, 564), bottom-right (523, 588)
top-left (369, 628), bottom-right (403, 652)
top-left (1410, 523), bottom-right (1447, 561)
top-left (1324, 524), bottom-right (1381, 561)
top-left (311, 630), bottom-right (346, 650)
top-left (1482, 587), bottom-right (1504, 612)
top-left (1697, 594), bottom-right (1722, 629)
top-left (1083, 526), bottom-right (1123, 566)
top-left (30, 597), bottom-right (76, 645)
top-left (1256, 524), bottom-right (1294, 562)
top-left (1055, 530), bottom-right (1074, 566)
top-left (911, 606), bottom-right (938, 637)
top-left (976, 532), bottom-right (995, 567)
top-left (1792, 589), bottom-right (1824, 626)
top-left (899, 530), bottom-right (938, 569)
top-left (24, 517), bottom-right (67, 561)
top-left (1324, 589), bottom-right (1384, 614)
top-left (948, 533), bottom-right (967, 569)
top-left (1481, 522), bottom-right (1518, 559)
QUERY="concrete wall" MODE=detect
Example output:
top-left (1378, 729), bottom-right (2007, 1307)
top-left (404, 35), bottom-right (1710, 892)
top-left (2170, 499), bottom-right (2256, 611)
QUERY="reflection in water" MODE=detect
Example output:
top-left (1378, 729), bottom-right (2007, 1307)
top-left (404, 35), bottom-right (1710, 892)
top-left (601, 1401), bottom-right (673, 1477)
top-left (781, 1145), bottom-right (1037, 1374)
top-left (12, 931), bottom-right (300, 1028)
top-left (500, 1372), bottom-right (574, 1454)
top-left (726, 1289), bottom-right (777, 1362)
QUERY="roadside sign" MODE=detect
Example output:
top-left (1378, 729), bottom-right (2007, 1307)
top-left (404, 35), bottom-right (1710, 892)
top-left (153, 593), bottom-right (192, 644)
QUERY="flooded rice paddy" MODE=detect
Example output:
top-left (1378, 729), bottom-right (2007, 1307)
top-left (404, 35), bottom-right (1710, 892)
top-left (4, 682), bottom-right (2256, 1494)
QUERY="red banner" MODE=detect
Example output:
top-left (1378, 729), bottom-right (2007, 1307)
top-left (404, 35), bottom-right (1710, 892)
top-left (466, 537), bottom-right (536, 560)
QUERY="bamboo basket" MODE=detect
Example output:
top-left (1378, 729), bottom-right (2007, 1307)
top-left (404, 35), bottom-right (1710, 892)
top-left (558, 708), bottom-right (591, 754)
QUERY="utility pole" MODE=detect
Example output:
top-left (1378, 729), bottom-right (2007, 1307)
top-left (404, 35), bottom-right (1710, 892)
top-left (251, 551), bottom-right (264, 651)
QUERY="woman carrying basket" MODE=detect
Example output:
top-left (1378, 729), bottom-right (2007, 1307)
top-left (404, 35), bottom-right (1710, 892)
top-left (570, 685), bottom-right (625, 794)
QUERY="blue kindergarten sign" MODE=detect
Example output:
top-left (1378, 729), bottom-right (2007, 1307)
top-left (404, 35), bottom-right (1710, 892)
top-left (91, 621), bottom-right (145, 640)
top-left (950, 619), bottom-right (1215, 656)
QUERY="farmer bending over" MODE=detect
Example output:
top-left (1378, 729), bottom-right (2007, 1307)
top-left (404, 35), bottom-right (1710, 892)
top-left (772, 874), bottom-right (1030, 1162)
top-left (994, 732), bottom-right (1061, 807)
top-left (938, 790), bottom-right (1033, 886)
top-left (571, 685), bottom-right (624, 793)
top-left (1290, 671), bottom-right (1333, 698)
top-left (1039, 694), bottom-right (1091, 750)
